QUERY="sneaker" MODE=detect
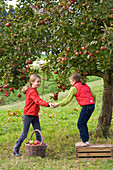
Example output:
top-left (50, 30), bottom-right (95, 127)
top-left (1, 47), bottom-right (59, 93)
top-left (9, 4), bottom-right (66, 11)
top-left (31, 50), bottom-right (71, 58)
top-left (13, 151), bottom-right (21, 156)
top-left (75, 141), bottom-right (90, 147)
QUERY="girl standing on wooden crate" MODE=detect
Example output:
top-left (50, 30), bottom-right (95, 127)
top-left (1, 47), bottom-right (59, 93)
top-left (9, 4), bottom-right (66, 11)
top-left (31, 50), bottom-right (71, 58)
top-left (53, 73), bottom-right (96, 147)
top-left (13, 74), bottom-right (52, 156)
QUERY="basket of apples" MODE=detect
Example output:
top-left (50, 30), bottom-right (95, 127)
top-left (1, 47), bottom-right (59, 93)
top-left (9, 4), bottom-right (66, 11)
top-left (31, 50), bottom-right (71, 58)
top-left (25, 129), bottom-right (47, 157)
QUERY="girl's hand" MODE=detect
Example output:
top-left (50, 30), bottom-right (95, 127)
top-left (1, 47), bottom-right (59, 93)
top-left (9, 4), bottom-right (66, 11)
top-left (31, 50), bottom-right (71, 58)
top-left (49, 103), bottom-right (55, 108)
top-left (53, 103), bottom-right (59, 108)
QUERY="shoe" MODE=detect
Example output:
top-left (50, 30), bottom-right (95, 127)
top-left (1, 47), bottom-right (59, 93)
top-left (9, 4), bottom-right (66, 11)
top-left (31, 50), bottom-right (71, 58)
top-left (75, 141), bottom-right (90, 147)
top-left (13, 151), bottom-right (21, 156)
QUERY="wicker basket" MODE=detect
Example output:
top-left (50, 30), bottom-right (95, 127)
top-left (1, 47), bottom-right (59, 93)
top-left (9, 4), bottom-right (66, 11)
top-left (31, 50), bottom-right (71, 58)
top-left (25, 129), bottom-right (47, 157)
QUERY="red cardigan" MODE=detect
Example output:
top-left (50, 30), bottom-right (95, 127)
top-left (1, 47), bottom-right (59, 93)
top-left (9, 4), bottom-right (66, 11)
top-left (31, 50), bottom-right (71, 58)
top-left (23, 87), bottom-right (49, 116)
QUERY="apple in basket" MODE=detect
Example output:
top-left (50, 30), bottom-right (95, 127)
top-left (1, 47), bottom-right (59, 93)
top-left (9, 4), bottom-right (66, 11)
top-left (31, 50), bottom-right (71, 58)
top-left (29, 140), bottom-right (34, 145)
top-left (33, 140), bottom-right (40, 145)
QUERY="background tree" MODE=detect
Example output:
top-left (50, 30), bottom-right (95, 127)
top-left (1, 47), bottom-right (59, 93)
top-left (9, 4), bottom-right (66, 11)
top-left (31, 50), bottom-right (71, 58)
top-left (0, 0), bottom-right (113, 137)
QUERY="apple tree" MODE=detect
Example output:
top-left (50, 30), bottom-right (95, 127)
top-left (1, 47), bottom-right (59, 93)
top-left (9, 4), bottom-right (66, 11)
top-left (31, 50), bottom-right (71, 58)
top-left (0, 0), bottom-right (113, 137)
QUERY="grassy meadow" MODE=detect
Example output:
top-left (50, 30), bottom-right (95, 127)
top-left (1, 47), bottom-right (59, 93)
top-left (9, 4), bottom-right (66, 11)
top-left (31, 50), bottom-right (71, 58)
top-left (0, 77), bottom-right (113, 170)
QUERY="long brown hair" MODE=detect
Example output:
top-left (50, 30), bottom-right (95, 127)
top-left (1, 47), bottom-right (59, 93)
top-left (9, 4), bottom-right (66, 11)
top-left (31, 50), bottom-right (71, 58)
top-left (21, 74), bottom-right (41, 94)
top-left (69, 73), bottom-right (85, 85)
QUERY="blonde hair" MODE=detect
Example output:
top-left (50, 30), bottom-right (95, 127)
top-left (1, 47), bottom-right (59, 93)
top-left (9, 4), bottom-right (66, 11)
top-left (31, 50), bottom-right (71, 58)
top-left (69, 73), bottom-right (85, 85)
top-left (21, 74), bottom-right (41, 94)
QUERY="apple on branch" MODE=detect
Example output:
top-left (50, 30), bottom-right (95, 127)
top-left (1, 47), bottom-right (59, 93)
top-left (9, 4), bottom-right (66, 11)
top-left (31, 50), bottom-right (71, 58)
top-left (62, 86), bottom-right (66, 90)
top-left (81, 46), bottom-right (86, 50)
top-left (6, 23), bottom-right (11, 27)
top-left (14, 34), bottom-right (17, 38)
top-left (57, 84), bottom-right (61, 88)
top-left (101, 46), bottom-right (105, 50)
top-left (10, 87), bottom-right (14, 91)
top-left (17, 94), bottom-right (22, 98)
top-left (54, 71), bottom-right (58, 74)
top-left (4, 84), bottom-right (9, 88)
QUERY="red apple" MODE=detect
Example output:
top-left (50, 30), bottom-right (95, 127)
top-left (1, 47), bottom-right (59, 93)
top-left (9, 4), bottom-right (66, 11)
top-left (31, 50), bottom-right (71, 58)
top-left (17, 94), bottom-right (22, 98)
top-left (110, 14), bottom-right (113, 19)
top-left (21, 75), bottom-right (26, 79)
top-left (63, 31), bottom-right (65, 34)
top-left (62, 86), bottom-right (66, 90)
top-left (6, 23), bottom-right (10, 27)
top-left (67, 48), bottom-right (70, 52)
top-left (86, 51), bottom-right (89, 54)
top-left (62, 57), bottom-right (67, 61)
top-left (83, 72), bottom-right (88, 76)
top-left (58, 57), bottom-right (62, 60)
top-left (10, 87), bottom-right (14, 91)
top-left (81, 22), bottom-right (85, 25)
top-left (24, 52), bottom-right (28, 56)
top-left (101, 46), bottom-right (105, 50)
top-left (5, 93), bottom-right (8, 97)
top-left (54, 71), bottom-right (58, 74)
top-left (75, 52), bottom-right (79, 56)
top-left (71, 11), bottom-right (75, 14)
top-left (54, 93), bottom-right (58, 97)
top-left (0, 88), bottom-right (2, 92)
top-left (57, 84), bottom-right (61, 88)
top-left (17, 69), bottom-right (21, 72)
top-left (79, 51), bottom-right (83, 55)
top-left (40, 20), bottom-right (44, 24)
top-left (100, 38), bottom-right (104, 41)
top-left (27, 61), bottom-right (31, 64)
top-left (81, 46), bottom-right (86, 50)
top-left (96, 50), bottom-right (100, 54)
top-left (70, 1), bottom-right (75, 4)
top-left (90, 53), bottom-right (93, 56)
top-left (62, 6), bottom-right (66, 9)
top-left (54, 97), bottom-right (58, 100)
top-left (33, 140), bottom-right (40, 145)
top-left (4, 84), bottom-right (9, 88)
top-left (60, 66), bottom-right (64, 69)
top-left (14, 34), bottom-right (17, 37)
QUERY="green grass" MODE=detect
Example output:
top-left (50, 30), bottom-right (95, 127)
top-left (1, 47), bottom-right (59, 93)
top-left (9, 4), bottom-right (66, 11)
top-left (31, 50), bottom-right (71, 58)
top-left (0, 78), bottom-right (113, 170)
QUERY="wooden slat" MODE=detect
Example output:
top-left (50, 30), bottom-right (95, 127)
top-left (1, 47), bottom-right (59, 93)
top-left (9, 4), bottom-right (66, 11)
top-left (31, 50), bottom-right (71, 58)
top-left (76, 157), bottom-right (113, 160)
top-left (75, 144), bottom-right (113, 149)
top-left (76, 148), bottom-right (112, 152)
top-left (77, 152), bottom-right (112, 157)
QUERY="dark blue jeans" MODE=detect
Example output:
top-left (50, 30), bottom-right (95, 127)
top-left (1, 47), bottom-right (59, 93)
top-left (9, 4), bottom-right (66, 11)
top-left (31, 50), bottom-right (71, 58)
top-left (77, 104), bottom-right (95, 143)
top-left (13, 115), bottom-right (41, 152)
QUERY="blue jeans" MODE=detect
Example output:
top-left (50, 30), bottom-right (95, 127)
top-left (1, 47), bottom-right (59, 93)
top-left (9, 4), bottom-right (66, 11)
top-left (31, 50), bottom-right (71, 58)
top-left (77, 104), bottom-right (95, 142)
top-left (13, 115), bottom-right (41, 152)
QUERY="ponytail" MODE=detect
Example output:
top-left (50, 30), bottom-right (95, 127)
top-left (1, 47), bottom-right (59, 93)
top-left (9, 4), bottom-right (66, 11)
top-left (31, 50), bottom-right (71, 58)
top-left (21, 84), bottom-right (31, 94)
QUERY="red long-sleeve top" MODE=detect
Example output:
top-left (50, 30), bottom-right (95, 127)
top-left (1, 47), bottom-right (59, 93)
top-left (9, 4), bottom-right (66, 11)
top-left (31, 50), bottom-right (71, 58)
top-left (23, 87), bottom-right (49, 116)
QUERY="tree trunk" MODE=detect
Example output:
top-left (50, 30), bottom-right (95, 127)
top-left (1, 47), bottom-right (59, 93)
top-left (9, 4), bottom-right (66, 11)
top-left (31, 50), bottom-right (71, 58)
top-left (96, 77), bottom-right (113, 138)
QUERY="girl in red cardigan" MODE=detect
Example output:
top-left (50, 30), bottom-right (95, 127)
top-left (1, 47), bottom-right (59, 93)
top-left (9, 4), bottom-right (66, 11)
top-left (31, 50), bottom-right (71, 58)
top-left (13, 74), bottom-right (52, 156)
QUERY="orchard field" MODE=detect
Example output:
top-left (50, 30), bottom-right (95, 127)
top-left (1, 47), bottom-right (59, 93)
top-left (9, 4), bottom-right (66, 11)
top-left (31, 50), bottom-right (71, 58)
top-left (0, 77), bottom-right (113, 170)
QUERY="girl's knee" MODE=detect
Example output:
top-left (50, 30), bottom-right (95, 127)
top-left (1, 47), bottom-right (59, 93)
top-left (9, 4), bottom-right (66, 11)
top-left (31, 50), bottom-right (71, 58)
top-left (22, 132), bottom-right (28, 139)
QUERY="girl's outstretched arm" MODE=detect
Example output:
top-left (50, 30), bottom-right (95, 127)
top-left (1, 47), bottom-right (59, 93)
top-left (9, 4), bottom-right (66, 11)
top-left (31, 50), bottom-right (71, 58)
top-left (58, 87), bottom-right (77, 107)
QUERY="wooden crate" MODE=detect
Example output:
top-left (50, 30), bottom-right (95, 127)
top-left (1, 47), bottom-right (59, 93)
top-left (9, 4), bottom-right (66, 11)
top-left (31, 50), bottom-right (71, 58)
top-left (76, 144), bottom-right (113, 159)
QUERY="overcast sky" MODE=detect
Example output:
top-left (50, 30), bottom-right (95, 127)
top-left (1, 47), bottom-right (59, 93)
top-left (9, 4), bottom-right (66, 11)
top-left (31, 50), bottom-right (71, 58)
top-left (5, 0), bottom-right (17, 7)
